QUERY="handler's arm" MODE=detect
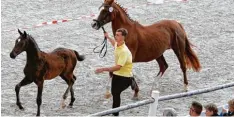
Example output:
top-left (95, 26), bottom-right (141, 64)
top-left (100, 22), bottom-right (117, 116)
top-left (104, 32), bottom-right (116, 47)
top-left (101, 65), bottom-right (121, 72)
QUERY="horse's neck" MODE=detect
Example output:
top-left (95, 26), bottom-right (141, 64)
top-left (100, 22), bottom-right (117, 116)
top-left (26, 40), bottom-right (41, 63)
top-left (111, 18), bottom-right (136, 37)
top-left (112, 3), bottom-right (135, 33)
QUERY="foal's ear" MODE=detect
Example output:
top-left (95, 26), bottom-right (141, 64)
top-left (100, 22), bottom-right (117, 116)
top-left (23, 31), bottom-right (27, 37)
top-left (18, 29), bottom-right (23, 35)
top-left (104, 0), bottom-right (114, 5)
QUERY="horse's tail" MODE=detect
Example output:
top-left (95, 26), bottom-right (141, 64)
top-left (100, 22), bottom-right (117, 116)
top-left (184, 34), bottom-right (201, 72)
top-left (176, 22), bottom-right (201, 72)
top-left (74, 50), bottom-right (85, 61)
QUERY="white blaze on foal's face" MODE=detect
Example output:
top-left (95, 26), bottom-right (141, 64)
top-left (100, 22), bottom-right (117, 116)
top-left (16, 38), bottom-right (21, 43)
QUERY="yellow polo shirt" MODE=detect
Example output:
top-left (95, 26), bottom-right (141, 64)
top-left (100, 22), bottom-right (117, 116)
top-left (113, 43), bottom-right (133, 77)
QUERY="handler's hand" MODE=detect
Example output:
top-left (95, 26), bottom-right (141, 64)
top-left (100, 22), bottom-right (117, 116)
top-left (95, 68), bottom-right (104, 74)
top-left (104, 32), bottom-right (109, 38)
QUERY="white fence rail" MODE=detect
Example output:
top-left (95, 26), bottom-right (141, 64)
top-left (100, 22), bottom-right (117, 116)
top-left (89, 82), bottom-right (234, 116)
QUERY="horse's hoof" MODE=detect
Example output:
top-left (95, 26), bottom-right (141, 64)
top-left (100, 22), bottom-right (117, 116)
top-left (131, 96), bottom-right (139, 101)
top-left (18, 105), bottom-right (24, 110)
top-left (184, 85), bottom-right (188, 92)
top-left (60, 104), bottom-right (66, 109)
top-left (67, 105), bottom-right (73, 108)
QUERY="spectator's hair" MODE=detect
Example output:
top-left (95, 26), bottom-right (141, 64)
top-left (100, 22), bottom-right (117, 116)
top-left (205, 103), bottom-right (218, 114)
top-left (228, 99), bottom-right (234, 109)
top-left (191, 101), bottom-right (203, 115)
top-left (163, 108), bottom-right (177, 116)
top-left (116, 28), bottom-right (128, 38)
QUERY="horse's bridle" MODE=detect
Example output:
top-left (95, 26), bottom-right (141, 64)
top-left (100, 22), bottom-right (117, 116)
top-left (93, 19), bottom-right (104, 29)
top-left (94, 3), bottom-right (113, 28)
top-left (92, 3), bottom-right (114, 58)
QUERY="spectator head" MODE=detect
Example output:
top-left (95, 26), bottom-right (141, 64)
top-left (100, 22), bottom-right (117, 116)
top-left (205, 103), bottom-right (218, 116)
top-left (228, 99), bottom-right (234, 112)
top-left (163, 108), bottom-right (177, 116)
top-left (189, 101), bottom-right (203, 116)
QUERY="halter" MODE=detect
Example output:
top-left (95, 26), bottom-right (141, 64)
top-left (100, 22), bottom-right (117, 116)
top-left (92, 3), bottom-right (115, 58)
top-left (94, 4), bottom-right (114, 28)
top-left (93, 27), bottom-right (108, 58)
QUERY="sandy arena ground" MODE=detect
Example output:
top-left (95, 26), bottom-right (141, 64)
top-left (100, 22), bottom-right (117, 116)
top-left (1, 0), bottom-right (234, 116)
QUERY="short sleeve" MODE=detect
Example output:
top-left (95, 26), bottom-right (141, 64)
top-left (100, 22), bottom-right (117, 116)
top-left (117, 51), bottom-right (128, 66)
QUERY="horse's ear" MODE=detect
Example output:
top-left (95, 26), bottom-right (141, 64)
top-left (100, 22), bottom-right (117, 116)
top-left (104, 0), bottom-right (114, 5)
top-left (23, 31), bottom-right (27, 37)
top-left (18, 29), bottom-right (23, 35)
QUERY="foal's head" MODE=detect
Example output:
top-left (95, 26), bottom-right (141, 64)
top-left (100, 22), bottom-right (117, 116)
top-left (10, 29), bottom-right (30, 59)
top-left (91, 0), bottom-right (116, 30)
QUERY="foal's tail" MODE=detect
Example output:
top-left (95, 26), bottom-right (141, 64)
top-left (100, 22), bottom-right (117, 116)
top-left (74, 50), bottom-right (85, 61)
top-left (178, 23), bottom-right (201, 72)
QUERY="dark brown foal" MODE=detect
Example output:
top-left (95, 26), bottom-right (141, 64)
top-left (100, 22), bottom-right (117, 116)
top-left (10, 29), bottom-right (84, 116)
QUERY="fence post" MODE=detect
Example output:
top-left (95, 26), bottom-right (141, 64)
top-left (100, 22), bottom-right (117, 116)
top-left (148, 90), bottom-right (159, 116)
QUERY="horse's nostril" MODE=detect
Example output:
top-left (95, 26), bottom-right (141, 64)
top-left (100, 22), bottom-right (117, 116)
top-left (91, 22), bottom-right (97, 27)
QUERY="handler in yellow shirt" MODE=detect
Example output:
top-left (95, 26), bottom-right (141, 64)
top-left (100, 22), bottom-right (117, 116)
top-left (95, 28), bottom-right (139, 116)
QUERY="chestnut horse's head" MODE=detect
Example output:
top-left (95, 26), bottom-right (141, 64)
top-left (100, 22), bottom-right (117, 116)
top-left (91, 0), bottom-right (116, 30)
top-left (10, 29), bottom-right (29, 59)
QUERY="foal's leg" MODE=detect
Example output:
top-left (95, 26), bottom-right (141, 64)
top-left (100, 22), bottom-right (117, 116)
top-left (156, 55), bottom-right (168, 77)
top-left (68, 75), bottom-right (76, 107)
top-left (15, 77), bottom-right (33, 110)
top-left (34, 80), bottom-right (44, 116)
top-left (60, 75), bottom-right (73, 108)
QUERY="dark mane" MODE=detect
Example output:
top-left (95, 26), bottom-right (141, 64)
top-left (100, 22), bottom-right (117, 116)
top-left (27, 34), bottom-right (40, 51)
top-left (114, 2), bottom-right (138, 23)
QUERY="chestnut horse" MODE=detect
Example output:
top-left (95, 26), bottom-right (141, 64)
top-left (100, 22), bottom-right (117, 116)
top-left (91, 0), bottom-right (201, 90)
top-left (10, 29), bottom-right (84, 116)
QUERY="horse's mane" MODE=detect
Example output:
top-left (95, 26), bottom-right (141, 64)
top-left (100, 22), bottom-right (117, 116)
top-left (114, 2), bottom-right (139, 24)
top-left (27, 34), bottom-right (40, 51)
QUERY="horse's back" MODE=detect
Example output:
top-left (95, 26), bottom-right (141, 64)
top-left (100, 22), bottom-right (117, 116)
top-left (51, 47), bottom-right (77, 62)
top-left (51, 47), bottom-right (71, 54)
top-left (41, 48), bottom-right (77, 79)
top-left (144, 19), bottom-right (186, 43)
top-left (146, 20), bottom-right (182, 30)
top-left (133, 20), bottom-right (185, 62)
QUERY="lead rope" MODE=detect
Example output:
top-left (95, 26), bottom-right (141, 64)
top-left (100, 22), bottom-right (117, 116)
top-left (93, 27), bottom-right (108, 58)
